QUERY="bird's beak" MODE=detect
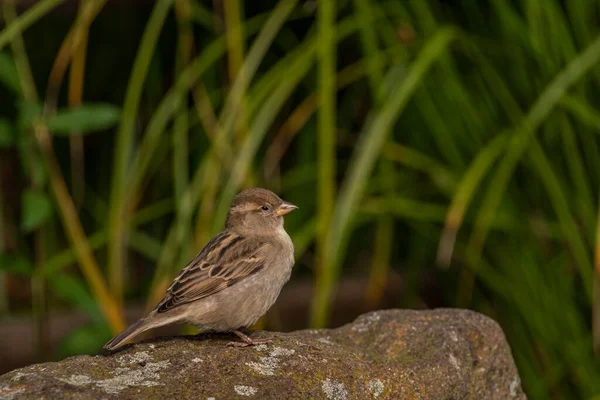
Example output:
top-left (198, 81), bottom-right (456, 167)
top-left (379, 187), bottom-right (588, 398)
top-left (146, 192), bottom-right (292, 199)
top-left (277, 201), bottom-right (298, 216)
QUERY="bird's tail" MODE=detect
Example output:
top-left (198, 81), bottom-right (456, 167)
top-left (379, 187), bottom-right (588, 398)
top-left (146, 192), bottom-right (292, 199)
top-left (104, 316), bottom-right (155, 351)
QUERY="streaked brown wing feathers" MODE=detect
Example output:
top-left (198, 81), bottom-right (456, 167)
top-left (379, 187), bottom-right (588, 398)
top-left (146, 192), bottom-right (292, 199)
top-left (156, 231), bottom-right (266, 313)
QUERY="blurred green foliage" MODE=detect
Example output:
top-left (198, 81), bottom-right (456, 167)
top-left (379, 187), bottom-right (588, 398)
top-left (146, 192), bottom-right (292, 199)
top-left (0, 0), bottom-right (600, 398)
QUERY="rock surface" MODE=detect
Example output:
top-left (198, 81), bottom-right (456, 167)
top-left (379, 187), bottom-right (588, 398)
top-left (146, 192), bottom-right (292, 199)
top-left (0, 309), bottom-right (526, 399)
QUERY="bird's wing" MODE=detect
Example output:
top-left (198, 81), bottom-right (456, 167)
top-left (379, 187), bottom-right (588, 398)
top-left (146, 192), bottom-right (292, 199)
top-left (155, 231), bottom-right (267, 313)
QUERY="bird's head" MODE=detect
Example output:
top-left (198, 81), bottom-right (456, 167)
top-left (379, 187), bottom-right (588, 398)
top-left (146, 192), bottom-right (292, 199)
top-left (225, 188), bottom-right (297, 235)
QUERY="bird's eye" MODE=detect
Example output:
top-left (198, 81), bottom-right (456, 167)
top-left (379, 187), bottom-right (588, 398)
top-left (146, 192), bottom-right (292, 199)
top-left (261, 205), bottom-right (270, 211)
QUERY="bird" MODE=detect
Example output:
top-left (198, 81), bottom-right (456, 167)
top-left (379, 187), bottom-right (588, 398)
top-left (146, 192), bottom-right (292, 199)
top-left (103, 188), bottom-right (298, 351)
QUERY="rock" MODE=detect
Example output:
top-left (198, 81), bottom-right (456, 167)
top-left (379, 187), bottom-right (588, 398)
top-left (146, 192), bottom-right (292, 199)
top-left (0, 309), bottom-right (526, 399)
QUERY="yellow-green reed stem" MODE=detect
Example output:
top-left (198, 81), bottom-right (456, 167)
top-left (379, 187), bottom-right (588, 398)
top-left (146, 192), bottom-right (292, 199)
top-left (223, 0), bottom-right (248, 142)
top-left (313, 0), bottom-right (337, 328)
top-left (41, 199), bottom-right (174, 278)
top-left (213, 38), bottom-right (318, 230)
top-left (365, 216), bottom-right (393, 309)
top-left (0, 0), bottom-right (64, 50)
top-left (107, 0), bottom-right (174, 306)
top-left (67, 0), bottom-right (91, 208)
top-left (191, 83), bottom-right (218, 140)
top-left (360, 197), bottom-right (448, 223)
top-left (264, 46), bottom-right (403, 178)
top-left (559, 95), bottom-right (600, 178)
top-left (148, 162), bottom-right (217, 310)
top-left (32, 222), bottom-right (49, 360)
top-left (207, 0), bottom-right (299, 234)
top-left (414, 88), bottom-right (464, 167)
top-left (35, 123), bottom-right (125, 334)
top-left (99, 32), bottom-right (226, 287)
top-left (354, 0), bottom-right (383, 100)
top-left (174, 0), bottom-right (192, 260)
top-left (194, 159), bottom-right (222, 247)
top-left (354, 0), bottom-right (394, 310)
top-left (382, 142), bottom-right (455, 193)
top-left (189, 1), bottom-right (228, 251)
top-left (594, 198), bottom-right (600, 356)
top-left (465, 33), bottom-right (600, 297)
top-left (366, 155), bottom-right (395, 308)
top-left (560, 95), bottom-right (600, 130)
top-left (0, 187), bottom-right (5, 313)
top-left (45, 0), bottom-right (107, 112)
top-left (223, 0), bottom-right (244, 84)
top-left (4, 0), bottom-right (49, 360)
top-left (4, 6), bottom-right (36, 101)
top-left (559, 114), bottom-right (595, 240)
top-left (194, 0), bottom-right (300, 246)
top-left (4, 0), bottom-right (125, 334)
top-left (311, 28), bottom-right (458, 328)
top-left (436, 134), bottom-right (508, 267)
top-left (528, 139), bottom-right (593, 291)
top-left (445, 39), bottom-right (522, 301)
top-left (194, 5), bottom-right (305, 169)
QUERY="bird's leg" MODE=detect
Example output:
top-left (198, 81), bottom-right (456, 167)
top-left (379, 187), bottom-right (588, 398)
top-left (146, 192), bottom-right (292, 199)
top-left (227, 330), bottom-right (271, 347)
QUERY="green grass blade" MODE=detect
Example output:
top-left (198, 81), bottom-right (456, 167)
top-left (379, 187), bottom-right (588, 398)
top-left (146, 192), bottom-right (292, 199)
top-left (106, 0), bottom-right (174, 305)
top-left (466, 32), bottom-right (600, 270)
top-left (437, 133), bottom-right (508, 267)
top-left (217, 0), bottom-right (299, 151)
top-left (310, 27), bottom-right (458, 327)
top-left (528, 140), bottom-right (592, 298)
top-left (595, 197), bottom-right (600, 356)
top-left (0, 0), bottom-right (65, 50)
top-left (561, 95), bottom-right (600, 131)
top-left (316, 0), bottom-right (337, 298)
top-left (213, 40), bottom-right (318, 229)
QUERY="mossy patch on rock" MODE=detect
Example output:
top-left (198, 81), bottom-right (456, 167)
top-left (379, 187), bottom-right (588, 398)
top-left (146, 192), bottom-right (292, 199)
top-left (0, 309), bottom-right (526, 399)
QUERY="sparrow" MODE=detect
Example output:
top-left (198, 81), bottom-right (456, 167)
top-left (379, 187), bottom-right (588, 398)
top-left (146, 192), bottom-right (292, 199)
top-left (104, 188), bottom-right (297, 350)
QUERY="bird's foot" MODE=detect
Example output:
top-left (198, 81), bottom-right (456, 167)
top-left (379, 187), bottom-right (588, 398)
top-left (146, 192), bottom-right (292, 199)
top-left (227, 330), bottom-right (271, 347)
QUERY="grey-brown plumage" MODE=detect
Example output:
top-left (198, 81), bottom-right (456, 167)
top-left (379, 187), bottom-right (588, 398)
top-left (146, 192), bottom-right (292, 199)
top-left (104, 188), bottom-right (297, 351)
